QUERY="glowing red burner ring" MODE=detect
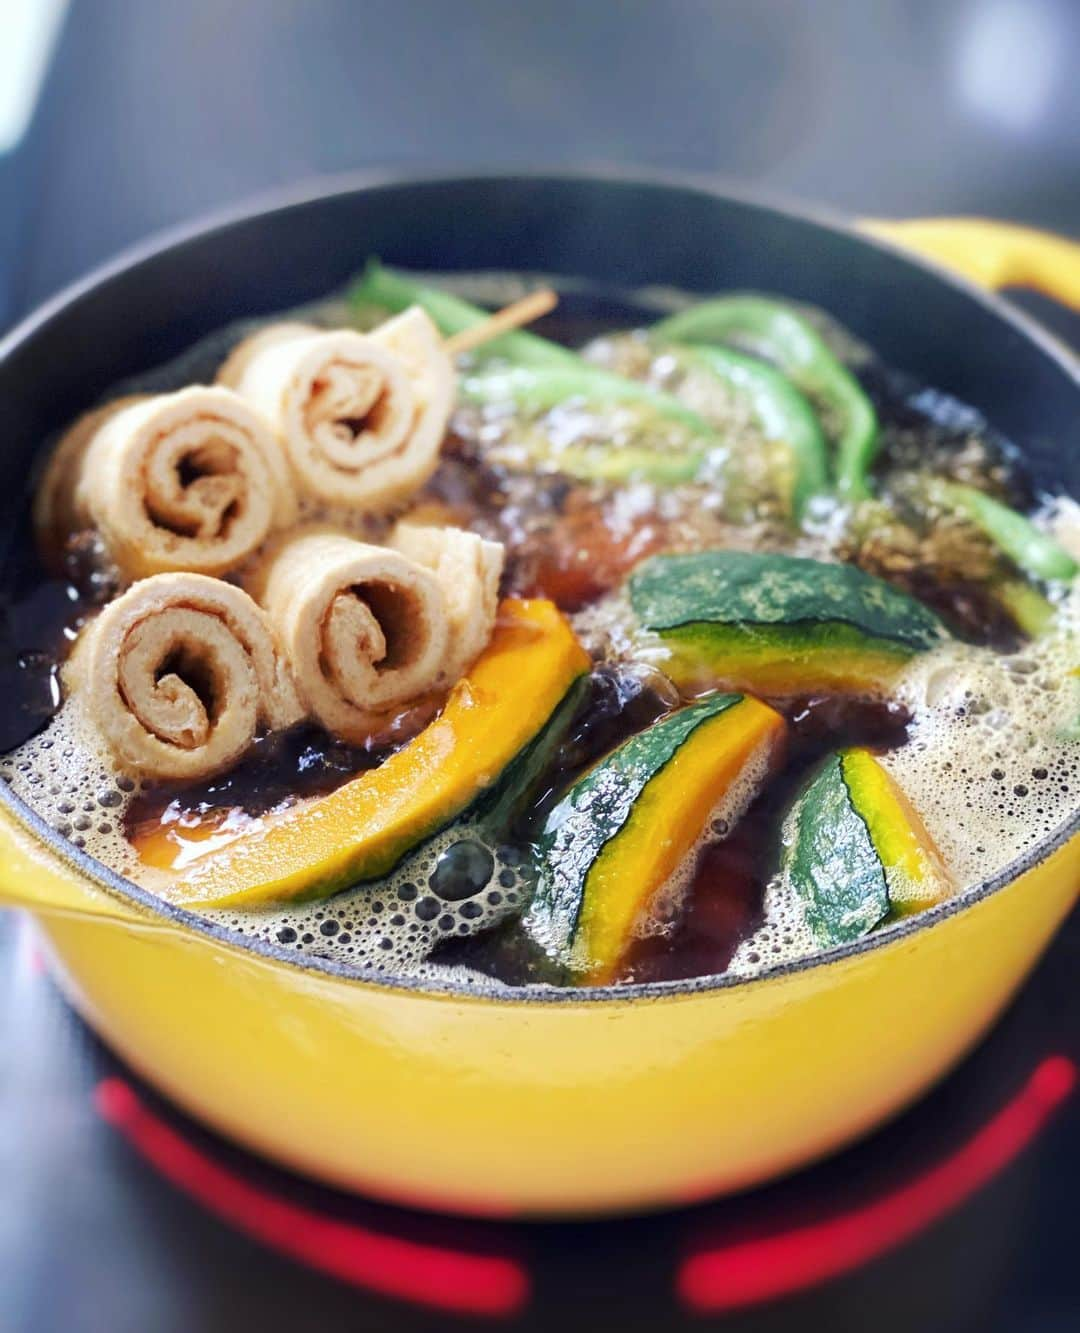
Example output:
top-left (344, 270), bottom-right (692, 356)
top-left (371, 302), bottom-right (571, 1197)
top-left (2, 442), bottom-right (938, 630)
top-left (92, 1052), bottom-right (1075, 1319)
top-left (678, 1055), bottom-right (1077, 1314)
top-left (93, 1078), bottom-right (530, 1319)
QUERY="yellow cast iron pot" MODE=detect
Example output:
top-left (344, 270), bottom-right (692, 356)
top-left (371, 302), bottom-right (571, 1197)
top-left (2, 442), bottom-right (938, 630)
top-left (0, 178), bottom-right (1077, 1216)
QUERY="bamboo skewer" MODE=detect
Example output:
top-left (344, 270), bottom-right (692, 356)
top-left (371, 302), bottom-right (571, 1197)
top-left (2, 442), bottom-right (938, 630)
top-left (443, 288), bottom-right (558, 356)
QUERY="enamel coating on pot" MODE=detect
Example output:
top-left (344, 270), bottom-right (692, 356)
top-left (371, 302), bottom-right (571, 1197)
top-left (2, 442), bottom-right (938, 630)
top-left (1, 180), bottom-right (1078, 1215)
top-left (3, 808), bottom-right (1075, 1216)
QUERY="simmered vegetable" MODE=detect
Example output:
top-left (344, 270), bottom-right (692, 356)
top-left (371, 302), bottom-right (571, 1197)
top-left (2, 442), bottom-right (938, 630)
top-left (654, 341), bottom-right (829, 518)
top-left (629, 550), bottom-right (946, 697)
top-left (839, 749), bottom-right (951, 915)
top-left (461, 365), bottom-right (715, 484)
top-left (19, 253), bottom-right (1077, 997)
top-left (933, 481), bottom-right (1078, 583)
top-left (175, 599), bottom-right (590, 908)
top-left (525, 693), bottom-right (786, 983)
top-left (350, 259), bottom-right (576, 368)
top-left (780, 747), bottom-right (951, 948)
top-left (462, 365), bottom-right (714, 436)
top-left (781, 753), bottom-right (889, 946)
top-left (993, 578), bottom-right (1056, 637)
top-left (354, 263), bottom-right (740, 487)
top-left (653, 295), bottom-right (879, 499)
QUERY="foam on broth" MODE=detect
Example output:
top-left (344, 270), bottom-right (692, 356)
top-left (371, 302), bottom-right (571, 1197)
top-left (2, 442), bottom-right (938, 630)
top-left (730, 590), bottom-right (1080, 976)
top-left (0, 702), bottom-right (531, 984)
top-left (3, 273), bottom-right (1079, 988)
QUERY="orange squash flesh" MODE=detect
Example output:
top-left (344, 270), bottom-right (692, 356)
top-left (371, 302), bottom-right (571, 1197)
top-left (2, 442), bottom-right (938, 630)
top-left (174, 598), bottom-right (589, 908)
top-left (839, 748), bottom-right (952, 914)
top-left (578, 696), bottom-right (785, 983)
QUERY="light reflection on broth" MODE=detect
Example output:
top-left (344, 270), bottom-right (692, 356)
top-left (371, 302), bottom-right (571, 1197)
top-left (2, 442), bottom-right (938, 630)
top-left (3, 273), bottom-right (1078, 989)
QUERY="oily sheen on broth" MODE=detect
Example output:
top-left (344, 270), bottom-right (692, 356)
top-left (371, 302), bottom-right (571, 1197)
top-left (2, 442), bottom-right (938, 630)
top-left (4, 273), bottom-right (1079, 989)
top-left (1, 702), bottom-right (531, 983)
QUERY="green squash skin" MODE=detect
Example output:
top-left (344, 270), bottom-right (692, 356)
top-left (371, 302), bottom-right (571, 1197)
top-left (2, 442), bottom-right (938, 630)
top-left (629, 551), bottom-right (945, 654)
top-left (524, 692), bottom-right (743, 961)
top-left (782, 754), bottom-right (891, 947)
top-left (305, 677), bottom-right (589, 905)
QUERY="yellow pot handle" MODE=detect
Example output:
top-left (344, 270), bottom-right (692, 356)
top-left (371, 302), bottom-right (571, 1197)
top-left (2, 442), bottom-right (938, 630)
top-left (861, 217), bottom-right (1080, 311)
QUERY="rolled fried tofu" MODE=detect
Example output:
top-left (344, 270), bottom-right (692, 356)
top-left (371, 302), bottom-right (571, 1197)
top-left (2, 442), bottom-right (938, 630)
top-left (34, 396), bottom-right (144, 565)
top-left (36, 386), bottom-right (293, 580)
top-left (217, 307), bottom-right (453, 511)
top-left (67, 573), bottom-right (302, 781)
top-left (390, 522), bottom-right (504, 685)
top-left (246, 529), bottom-right (451, 743)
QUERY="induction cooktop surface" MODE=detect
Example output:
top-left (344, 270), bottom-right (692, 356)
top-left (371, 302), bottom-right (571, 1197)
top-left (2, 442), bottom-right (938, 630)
top-left (1, 907), bottom-right (1076, 1333)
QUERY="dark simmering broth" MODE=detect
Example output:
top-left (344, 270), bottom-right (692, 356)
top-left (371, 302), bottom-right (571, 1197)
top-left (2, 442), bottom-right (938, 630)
top-left (3, 272), bottom-right (1078, 989)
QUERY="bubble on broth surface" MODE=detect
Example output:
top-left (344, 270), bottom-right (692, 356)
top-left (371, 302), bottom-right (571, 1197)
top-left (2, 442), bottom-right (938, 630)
top-left (4, 272), bottom-right (1080, 989)
top-left (1048, 495), bottom-right (1080, 565)
top-left (1, 701), bottom-right (143, 875)
top-left (0, 697), bottom-right (530, 979)
top-left (730, 596), bottom-right (1080, 976)
top-left (882, 605), bottom-right (1080, 886)
top-left (4, 596), bottom-right (1078, 985)
top-left (196, 820), bottom-right (530, 975)
top-left (728, 870), bottom-right (817, 979)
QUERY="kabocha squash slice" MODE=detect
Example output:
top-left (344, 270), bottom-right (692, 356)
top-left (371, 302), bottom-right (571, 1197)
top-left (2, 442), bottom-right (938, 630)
top-left (175, 599), bottom-right (590, 908)
top-left (838, 748), bottom-right (952, 916)
top-left (629, 550), bottom-right (945, 697)
top-left (525, 693), bottom-right (786, 984)
top-left (780, 747), bottom-right (951, 949)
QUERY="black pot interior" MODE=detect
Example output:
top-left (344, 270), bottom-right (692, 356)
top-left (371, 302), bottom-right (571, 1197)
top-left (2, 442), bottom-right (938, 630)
top-left (0, 173), bottom-right (1076, 992)
top-left (4, 175), bottom-right (1078, 493)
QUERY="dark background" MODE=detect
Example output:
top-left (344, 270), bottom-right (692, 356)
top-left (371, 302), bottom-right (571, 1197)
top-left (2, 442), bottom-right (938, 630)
top-left (1, 2), bottom-right (1078, 1330)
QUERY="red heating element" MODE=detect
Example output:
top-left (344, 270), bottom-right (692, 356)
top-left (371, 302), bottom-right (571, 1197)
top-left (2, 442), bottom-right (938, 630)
top-left (93, 1054), bottom-right (1076, 1320)
top-left (93, 1077), bottom-right (530, 1319)
top-left (678, 1054), bottom-right (1077, 1313)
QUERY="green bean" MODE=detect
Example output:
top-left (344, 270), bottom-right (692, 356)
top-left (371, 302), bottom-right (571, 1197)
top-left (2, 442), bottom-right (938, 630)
top-left (349, 259), bottom-right (576, 368)
top-left (938, 482), bottom-right (1079, 582)
top-left (992, 579), bottom-right (1057, 637)
top-left (462, 365), bottom-right (714, 434)
top-left (653, 296), bottom-right (879, 500)
top-left (461, 366), bottom-right (713, 484)
top-left (657, 342), bottom-right (828, 520)
top-left (353, 267), bottom-right (847, 509)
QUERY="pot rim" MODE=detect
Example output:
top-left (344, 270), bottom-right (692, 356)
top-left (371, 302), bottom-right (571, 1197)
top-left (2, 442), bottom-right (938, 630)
top-left (2, 165), bottom-right (1078, 1005)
